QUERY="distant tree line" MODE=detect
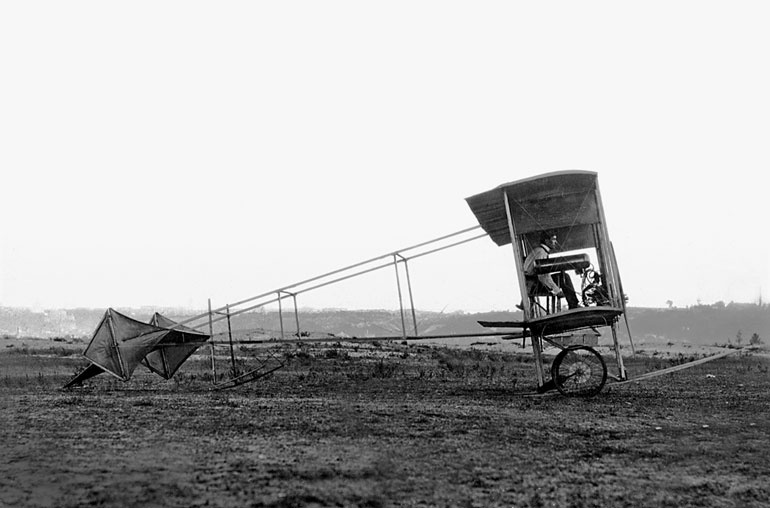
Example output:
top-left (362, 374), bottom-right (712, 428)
top-left (620, 302), bottom-right (768, 345)
top-left (1, 303), bottom-right (767, 346)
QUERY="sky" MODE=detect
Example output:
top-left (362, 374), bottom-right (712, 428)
top-left (1, 1), bottom-right (768, 313)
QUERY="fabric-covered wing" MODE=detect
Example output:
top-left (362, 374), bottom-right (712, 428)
top-left (142, 313), bottom-right (210, 379)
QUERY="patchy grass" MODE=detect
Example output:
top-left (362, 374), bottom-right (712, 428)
top-left (1, 342), bottom-right (769, 507)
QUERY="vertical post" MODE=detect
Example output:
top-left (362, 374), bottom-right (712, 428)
top-left (592, 222), bottom-right (614, 299)
top-left (208, 299), bottom-right (217, 383)
top-left (504, 191), bottom-right (530, 319)
top-left (291, 293), bottom-right (301, 337)
top-left (277, 292), bottom-right (285, 340)
top-left (402, 257), bottom-right (419, 336)
top-left (591, 224), bottom-right (603, 268)
top-left (226, 304), bottom-right (237, 377)
top-left (531, 333), bottom-right (546, 387)
top-left (505, 190), bottom-right (545, 389)
top-left (594, 182), bottom-right (619, 306)
top-left (611, 241), bottom-right (636, 358)
top-left (610, 323), bottom-right (627, 380)
top-left (393, 254), bottom-right (407, 340)
top-left (595, 180), bottom-right (628, 381)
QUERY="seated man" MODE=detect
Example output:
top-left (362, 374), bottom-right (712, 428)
top-left (521, 232), bottom-right (579, 310)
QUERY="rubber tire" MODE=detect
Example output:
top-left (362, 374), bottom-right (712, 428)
top-left (551, 345), bottom-right (607, 397)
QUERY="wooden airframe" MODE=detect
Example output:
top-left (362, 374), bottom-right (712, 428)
top-left (66, 168), bottom-right (756, 393)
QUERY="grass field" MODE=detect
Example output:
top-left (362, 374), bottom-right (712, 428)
top-left (1, 339), bottom-right (768, 507)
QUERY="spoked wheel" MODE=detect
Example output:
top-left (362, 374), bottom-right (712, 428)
top-left (551, 345), bottom-right (607, 397)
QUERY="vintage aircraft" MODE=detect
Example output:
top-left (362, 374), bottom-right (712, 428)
top-left (466, 170), bottom-right (629, 396)
top-left (66, 169), bottom-right (748, 395)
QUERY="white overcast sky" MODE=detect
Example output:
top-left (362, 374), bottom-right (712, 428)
top-left (1, 1), bottom-right (768, 312)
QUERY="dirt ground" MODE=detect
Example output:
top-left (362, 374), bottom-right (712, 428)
top-left (1, 339), bottom-right (769, 508)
